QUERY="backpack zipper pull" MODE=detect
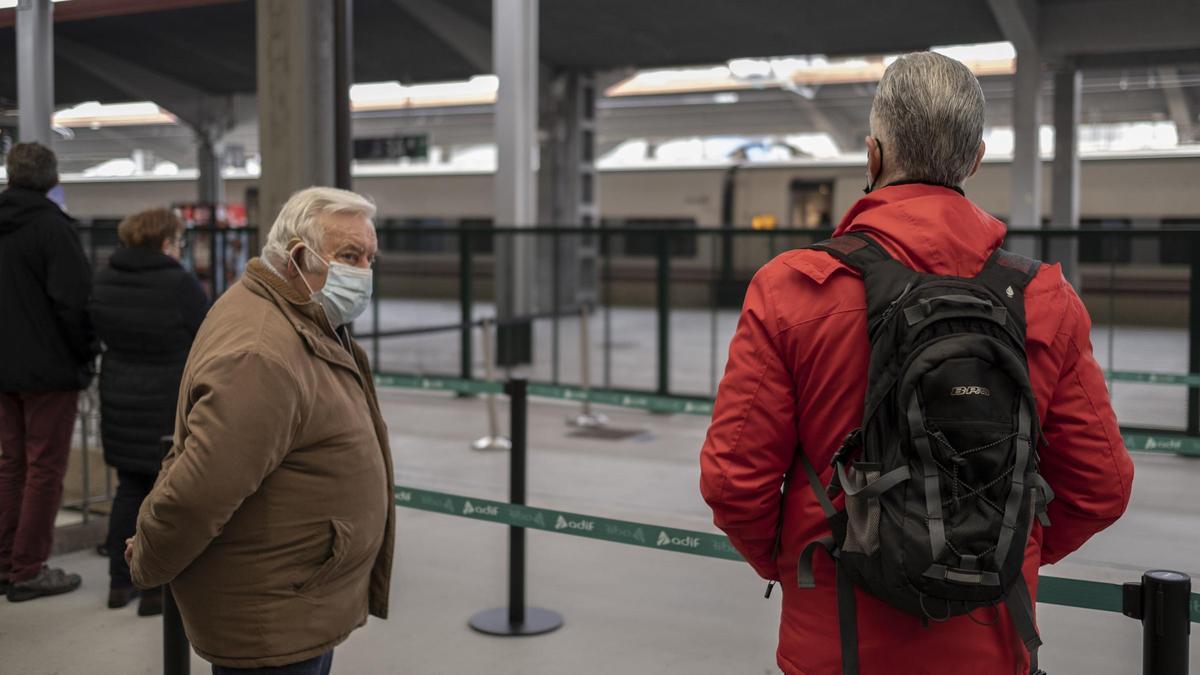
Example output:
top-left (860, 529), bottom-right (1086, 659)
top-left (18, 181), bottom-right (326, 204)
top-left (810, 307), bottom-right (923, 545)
top-left (764, 580), bottom-right (776, 598)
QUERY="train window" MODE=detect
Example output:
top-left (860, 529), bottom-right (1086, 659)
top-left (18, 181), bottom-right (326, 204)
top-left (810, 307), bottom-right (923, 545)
top-left (1160, 218), bottom-right (1200, 265)
top-left (378, 218), bottom-right (449, 253)
top-left (378, 218), bottom-right (495, 255)
top-left (788, 180), bottom-right (834, 229)
top-left (604, 218), bottom-right (698, 258)
top-left (1079, 218), bottom-right (1132, 264)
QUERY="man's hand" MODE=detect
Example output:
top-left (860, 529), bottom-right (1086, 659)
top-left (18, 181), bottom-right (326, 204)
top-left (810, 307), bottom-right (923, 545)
top-left (124, 537), bottom-right (135, 566)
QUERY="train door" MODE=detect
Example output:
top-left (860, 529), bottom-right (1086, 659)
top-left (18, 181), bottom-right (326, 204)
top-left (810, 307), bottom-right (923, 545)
top-left (788, 179), bottom-right (834, 229)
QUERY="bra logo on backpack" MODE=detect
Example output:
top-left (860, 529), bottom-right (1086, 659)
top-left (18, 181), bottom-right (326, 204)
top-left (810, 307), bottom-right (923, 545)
top-left (950, 385), bottom-right (991, 397)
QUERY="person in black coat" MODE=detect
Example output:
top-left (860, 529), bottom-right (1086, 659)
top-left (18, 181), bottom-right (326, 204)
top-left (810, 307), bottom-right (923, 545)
top-left (0, 142), bottom-right (97, 603)
top-left (90, 207), bottom-right (207, 615)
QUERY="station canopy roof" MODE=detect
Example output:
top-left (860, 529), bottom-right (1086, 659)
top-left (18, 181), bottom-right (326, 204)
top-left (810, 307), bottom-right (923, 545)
top-left (0, 0), bottom-right (1197, 107)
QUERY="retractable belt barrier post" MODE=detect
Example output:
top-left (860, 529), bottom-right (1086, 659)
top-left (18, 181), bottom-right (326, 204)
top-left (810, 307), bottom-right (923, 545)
top-left (567, 302), bottom-right (609, 429)
top-left (161, 436), bottom-right (191, 675)
top-left (1124, 571), bottom-right (1193, 675)
top-left (471, 318), bottom-right (512, 452)
top-left (468, 379), bottom-right (564, 636)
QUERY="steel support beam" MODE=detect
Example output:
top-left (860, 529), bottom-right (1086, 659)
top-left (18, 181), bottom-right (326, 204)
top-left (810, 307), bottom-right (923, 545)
top-left (16, 0), bottom-right (54, 145)
top-left (1041, 1), bottom-right (1200, 58)
top-left (256, 0), bottom-right (336, 231)
top-left (987, 0), bottom-right (1038, 54)
top-left (196, 129), bottom-right (225, 205)
top-left (537, 70), bottom-right (599, 313)
top-left (493, 0), bottom-right (538, 366)
top-left (1050, 66), bottom-right (1081, 287)
top-left (783, 85), bottom-right (863, 153)
top-left (56, 37), bottom-right (229, 131)
top-left (540, 71), bottom-right (598, 228)
top-left (57, 36), bottom-right (245, 202)
top-left (1157, 66), bottom-right (1197, 144)
top-left (390, 0), bottom-right (491, 73)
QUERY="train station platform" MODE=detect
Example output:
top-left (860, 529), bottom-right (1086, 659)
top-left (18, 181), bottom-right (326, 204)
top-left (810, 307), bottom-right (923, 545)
top-left (3, 388), bottom-right (1197, 674)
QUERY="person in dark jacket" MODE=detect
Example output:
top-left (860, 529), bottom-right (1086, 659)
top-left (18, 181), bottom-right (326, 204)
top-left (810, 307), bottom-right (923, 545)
top-left (0, 142), bottom-right (98, 602)
top-left (90, 207), bottom-right (207, 615)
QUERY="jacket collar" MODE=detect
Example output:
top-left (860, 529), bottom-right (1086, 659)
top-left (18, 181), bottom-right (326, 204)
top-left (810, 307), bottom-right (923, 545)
top-left (832, 182), bottom-right (1007, 278)
top-left (242, 258), bottom-right (362, 376)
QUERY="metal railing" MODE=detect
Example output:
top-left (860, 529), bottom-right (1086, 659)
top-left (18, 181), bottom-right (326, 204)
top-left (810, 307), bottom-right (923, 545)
top-left (72, 221), bottom-right (1200, 440)
top-left (349, 223), bottom-right (1200, 436)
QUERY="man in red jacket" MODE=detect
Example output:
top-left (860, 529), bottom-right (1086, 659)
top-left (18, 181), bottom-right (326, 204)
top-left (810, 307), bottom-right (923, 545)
top-left (700, 52), bottom-right (1134, 675)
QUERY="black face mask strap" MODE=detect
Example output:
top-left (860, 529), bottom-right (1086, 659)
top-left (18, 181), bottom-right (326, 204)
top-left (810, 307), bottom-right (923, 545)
top-left (863, 138), bottom-right (883, 194)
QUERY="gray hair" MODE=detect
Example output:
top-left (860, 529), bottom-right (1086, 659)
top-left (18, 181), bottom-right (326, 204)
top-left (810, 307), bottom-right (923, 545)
top-left (869, 52), bottom-right (986, 187)
top-left (261, 186), bottom-right (377, 268)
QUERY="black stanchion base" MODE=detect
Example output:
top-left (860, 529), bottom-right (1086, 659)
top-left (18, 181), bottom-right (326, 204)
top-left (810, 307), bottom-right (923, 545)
top-left (468, 608), bottom-right (564, 636)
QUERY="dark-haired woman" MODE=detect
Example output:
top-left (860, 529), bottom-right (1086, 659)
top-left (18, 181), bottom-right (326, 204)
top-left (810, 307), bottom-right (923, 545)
top-left (90, 208), bottom-right (207, 615)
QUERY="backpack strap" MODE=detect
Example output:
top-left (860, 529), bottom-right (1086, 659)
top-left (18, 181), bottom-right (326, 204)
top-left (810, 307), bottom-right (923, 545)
top-left (836, 559), bottom-right (861, 675)
top-left (796, 452), bottom-right (861, 675)
top-left (1005, 573), bottom-right (1044, 675)
top-left (979, 247), bottom-right (1043, 291)
top-left (807, 232), bottom-right (894, 273)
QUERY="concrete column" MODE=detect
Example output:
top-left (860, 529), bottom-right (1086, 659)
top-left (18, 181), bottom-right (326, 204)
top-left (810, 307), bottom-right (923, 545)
top-left (1050, 66), bottom-right (1081, 287)
top-left (537, 69), bottom-right (599, 312)
top-left (493, 0), bottom-right (538, 365)
top-left (1009, 49), bottom-right (1043, 257)
top-left (16, 0), bottom-right (54, 145)
top-left (196, 129), bottom-right (226, 205)
top-left (256, 0), bottom-right (336, 232)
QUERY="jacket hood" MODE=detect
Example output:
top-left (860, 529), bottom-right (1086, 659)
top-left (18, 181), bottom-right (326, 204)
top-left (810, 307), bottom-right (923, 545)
top-left (0, 187), bottom-right (66, 235)
top-left (108, 245), bottom-right (184, 272)
top-left (833, 183), bottom-right (1007, 278)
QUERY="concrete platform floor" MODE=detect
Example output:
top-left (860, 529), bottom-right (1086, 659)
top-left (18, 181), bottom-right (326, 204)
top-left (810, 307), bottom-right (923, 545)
top-left (2, 389), bottom-right (1198, 674)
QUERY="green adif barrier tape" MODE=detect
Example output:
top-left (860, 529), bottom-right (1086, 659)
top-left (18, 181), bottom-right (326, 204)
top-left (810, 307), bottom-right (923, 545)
top-left (526, 383), bottom-right (714, 416)
top-left (375, 373), bottom-right (502, 395)
top-left (394, 485), bottom-right (1200, 623)
top-left (374, 373), bottom-right (714, 416)
top-left (1122, 432), bottom-right (1200, 457)
top-left (375, 372), bottom-right (1200, 456)
top-left (394, 485), bottom-right (740, 561)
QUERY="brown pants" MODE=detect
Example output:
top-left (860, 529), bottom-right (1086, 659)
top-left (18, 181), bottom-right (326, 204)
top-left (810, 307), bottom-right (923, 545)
top-left (0, 390), bottom-right (79, 582)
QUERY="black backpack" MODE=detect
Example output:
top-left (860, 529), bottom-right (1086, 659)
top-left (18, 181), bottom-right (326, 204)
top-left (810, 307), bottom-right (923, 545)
top-left (791, 233), bottom-right (1054, 675)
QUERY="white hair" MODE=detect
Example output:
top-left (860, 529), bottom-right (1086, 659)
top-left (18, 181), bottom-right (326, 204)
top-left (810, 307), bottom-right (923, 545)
top-left (869, 52), bottom-right (986, 187)
top-left (261, 186), bottom-right (377, 269)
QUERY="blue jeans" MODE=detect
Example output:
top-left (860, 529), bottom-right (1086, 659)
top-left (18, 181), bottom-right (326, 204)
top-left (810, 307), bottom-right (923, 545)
top-left (212, 651), bottom-right (333, 675)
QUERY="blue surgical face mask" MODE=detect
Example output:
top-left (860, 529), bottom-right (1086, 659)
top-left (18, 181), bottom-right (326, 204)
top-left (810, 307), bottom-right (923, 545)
top-left (291, 245), bottom-right (373, 328)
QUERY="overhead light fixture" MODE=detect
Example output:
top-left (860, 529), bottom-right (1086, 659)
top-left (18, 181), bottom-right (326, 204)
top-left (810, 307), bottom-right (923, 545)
top-left (0, 0), bottom-right (74, 8)
top-left (727, 58), bottom-right (773, 80)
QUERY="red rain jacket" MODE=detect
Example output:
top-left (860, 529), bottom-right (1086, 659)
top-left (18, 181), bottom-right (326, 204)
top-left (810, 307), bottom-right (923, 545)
top-left (700, 183), bottom-right (1134, 675)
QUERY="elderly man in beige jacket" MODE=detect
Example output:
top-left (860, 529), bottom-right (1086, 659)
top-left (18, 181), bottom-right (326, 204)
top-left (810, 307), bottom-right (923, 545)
top-left (127, 187), bottom-right (395, 674)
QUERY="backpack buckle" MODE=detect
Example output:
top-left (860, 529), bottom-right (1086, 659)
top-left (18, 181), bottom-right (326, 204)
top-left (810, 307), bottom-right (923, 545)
top-left (831, 428), bottom-right (863, 466)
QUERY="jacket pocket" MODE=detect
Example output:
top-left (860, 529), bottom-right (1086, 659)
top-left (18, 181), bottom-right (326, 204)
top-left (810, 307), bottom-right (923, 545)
top-left (295, 519), bottom-right (352, 598)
